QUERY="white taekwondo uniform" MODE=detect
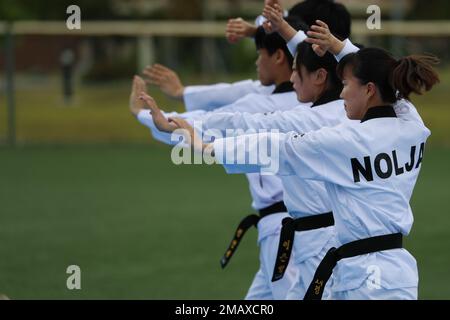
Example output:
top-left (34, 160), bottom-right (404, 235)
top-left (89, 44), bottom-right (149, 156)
top-left (213, 103), bottom-right (430, 300)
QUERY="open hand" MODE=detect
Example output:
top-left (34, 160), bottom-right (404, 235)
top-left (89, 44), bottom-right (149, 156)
top-left (129, 75), bottom-right (147, 116)
top-left (142, 64), bottom-right (185, 99)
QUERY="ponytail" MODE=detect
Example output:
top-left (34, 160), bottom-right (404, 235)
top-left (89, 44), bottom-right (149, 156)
top-left (391, 54), bottom-right (440, 100)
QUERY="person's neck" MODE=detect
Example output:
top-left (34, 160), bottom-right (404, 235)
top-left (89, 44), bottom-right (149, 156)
top-left (367, 100), bottom-right (392, 109)
top-left (273, 66), bottom-right (293, 87)
top-left (311, 84), bottom-right (329, 104)
top-left (365, 98), bottom-right (392, 111)
top-left (274, 78), bottom-right (291, 87)
top-left (360, 98), bottom-right (392, 119)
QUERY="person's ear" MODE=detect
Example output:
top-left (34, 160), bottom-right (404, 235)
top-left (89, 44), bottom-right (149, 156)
top-left (315, 68), bottom-right (328, 85)
top-left (366, 82), bottom-right (377, 99)
top-left (274, 49), bottom-right (285, 65)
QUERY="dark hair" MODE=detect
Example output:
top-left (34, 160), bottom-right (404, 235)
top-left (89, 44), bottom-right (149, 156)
top-left (295, 41), bottom-right (342, 93)
top-left (254, 17), bottom-right (307, 68)
top-left (337, 48), bottom-right (440, 102)
top-left (289, 0), bottom-right (351, 40)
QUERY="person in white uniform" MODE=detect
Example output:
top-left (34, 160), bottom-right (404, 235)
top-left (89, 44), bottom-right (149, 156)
top-left (160, 44), bottom-right (439, 300)
top-left (130, 23), bottom-right (307, 300)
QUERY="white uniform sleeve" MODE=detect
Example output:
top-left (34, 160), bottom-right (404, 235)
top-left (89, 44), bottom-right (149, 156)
top-left (208, 93), bottom-right (280, 114)
top-left (286, 30), bottom-right (307, 56)
top-left (214, 132), bottom-right (293, 176)
top-left (183, 80), bottom-right (274, 112)
top-left (203, 102), bottom-right (341, 135)
top-left (334, 38), bottom-right (360, 62)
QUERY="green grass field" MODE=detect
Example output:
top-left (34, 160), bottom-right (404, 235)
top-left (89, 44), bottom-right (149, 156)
top-left (0, 144), bottom-right (450, 299)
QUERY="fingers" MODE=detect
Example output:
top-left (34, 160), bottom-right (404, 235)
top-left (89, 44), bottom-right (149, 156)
top-left (226, 25), bottom-right (245, 34)
top-left (263, 5), bottom-right (280, 20)
top-left (143, 64), bottom-right (174, 80)
top-left (138, 92), bottom-right (158, 111)
top-left (152, 63), bottom-right (173, 73)
top-left (314, 20), bottom-right (329, 29)
top-left (304, 37), bottom-right (327, 46)
top-left (310, 25), bottom-right (329, 35)
top-left (312, 44), bottom-right (326, 57)
top-left (132, 76), bottom-right (138, 92)
top-left (134, 75), bottom-right (146, 91)
top-left (142, 66), bottom-right (170, 87)
top-left (273, 3), bottom-right (283, 12)
top-left (307, 30), bottom-right (328, 40)
top-left (168, 117), bottom-right (187, 129)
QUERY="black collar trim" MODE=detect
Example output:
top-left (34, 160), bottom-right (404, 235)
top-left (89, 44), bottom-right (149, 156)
top-left (311, 87), bottom-right (341, 107)
top-left (272, 81), bottom-right (294, 94)
top-left (361, 105), bottom-right (397, 123)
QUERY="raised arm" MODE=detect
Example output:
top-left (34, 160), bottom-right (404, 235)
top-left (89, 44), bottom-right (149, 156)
top-left (262, 3), bottom-right (295, 41)
top-left (262, 3), bottom-right (308, 57)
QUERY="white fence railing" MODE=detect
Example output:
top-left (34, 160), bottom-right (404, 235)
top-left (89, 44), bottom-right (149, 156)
top-left (1, 20), bottom-right (450, 37)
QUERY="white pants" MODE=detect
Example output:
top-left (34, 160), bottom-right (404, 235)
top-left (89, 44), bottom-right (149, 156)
top-left (245, 232), bottom-right (299, 300)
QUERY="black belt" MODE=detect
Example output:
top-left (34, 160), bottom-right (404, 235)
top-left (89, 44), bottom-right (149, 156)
top-left (272, 212), bottom-right (334, 282)
top-left (220, 201), bottom-right (287, 269)
top-left (303, 233), bottom-right (403, 300)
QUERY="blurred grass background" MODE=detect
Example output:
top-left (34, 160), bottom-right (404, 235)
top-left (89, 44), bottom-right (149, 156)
top-left (1, 67), bottom-right (450, 146)
top-left (0, 67), bottom-right (450, 299)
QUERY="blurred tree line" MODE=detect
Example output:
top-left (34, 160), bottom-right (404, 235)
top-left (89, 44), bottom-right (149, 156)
top-left (1, 0), bottom-right (449, 21)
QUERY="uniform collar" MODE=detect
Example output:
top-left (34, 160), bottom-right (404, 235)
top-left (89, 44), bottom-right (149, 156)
top-left (361, 105), bottom-right (397, 123)
top-left (272, 81), bottom-right (294, 94)
top-left (311, 87), bottom-right (341, 108)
